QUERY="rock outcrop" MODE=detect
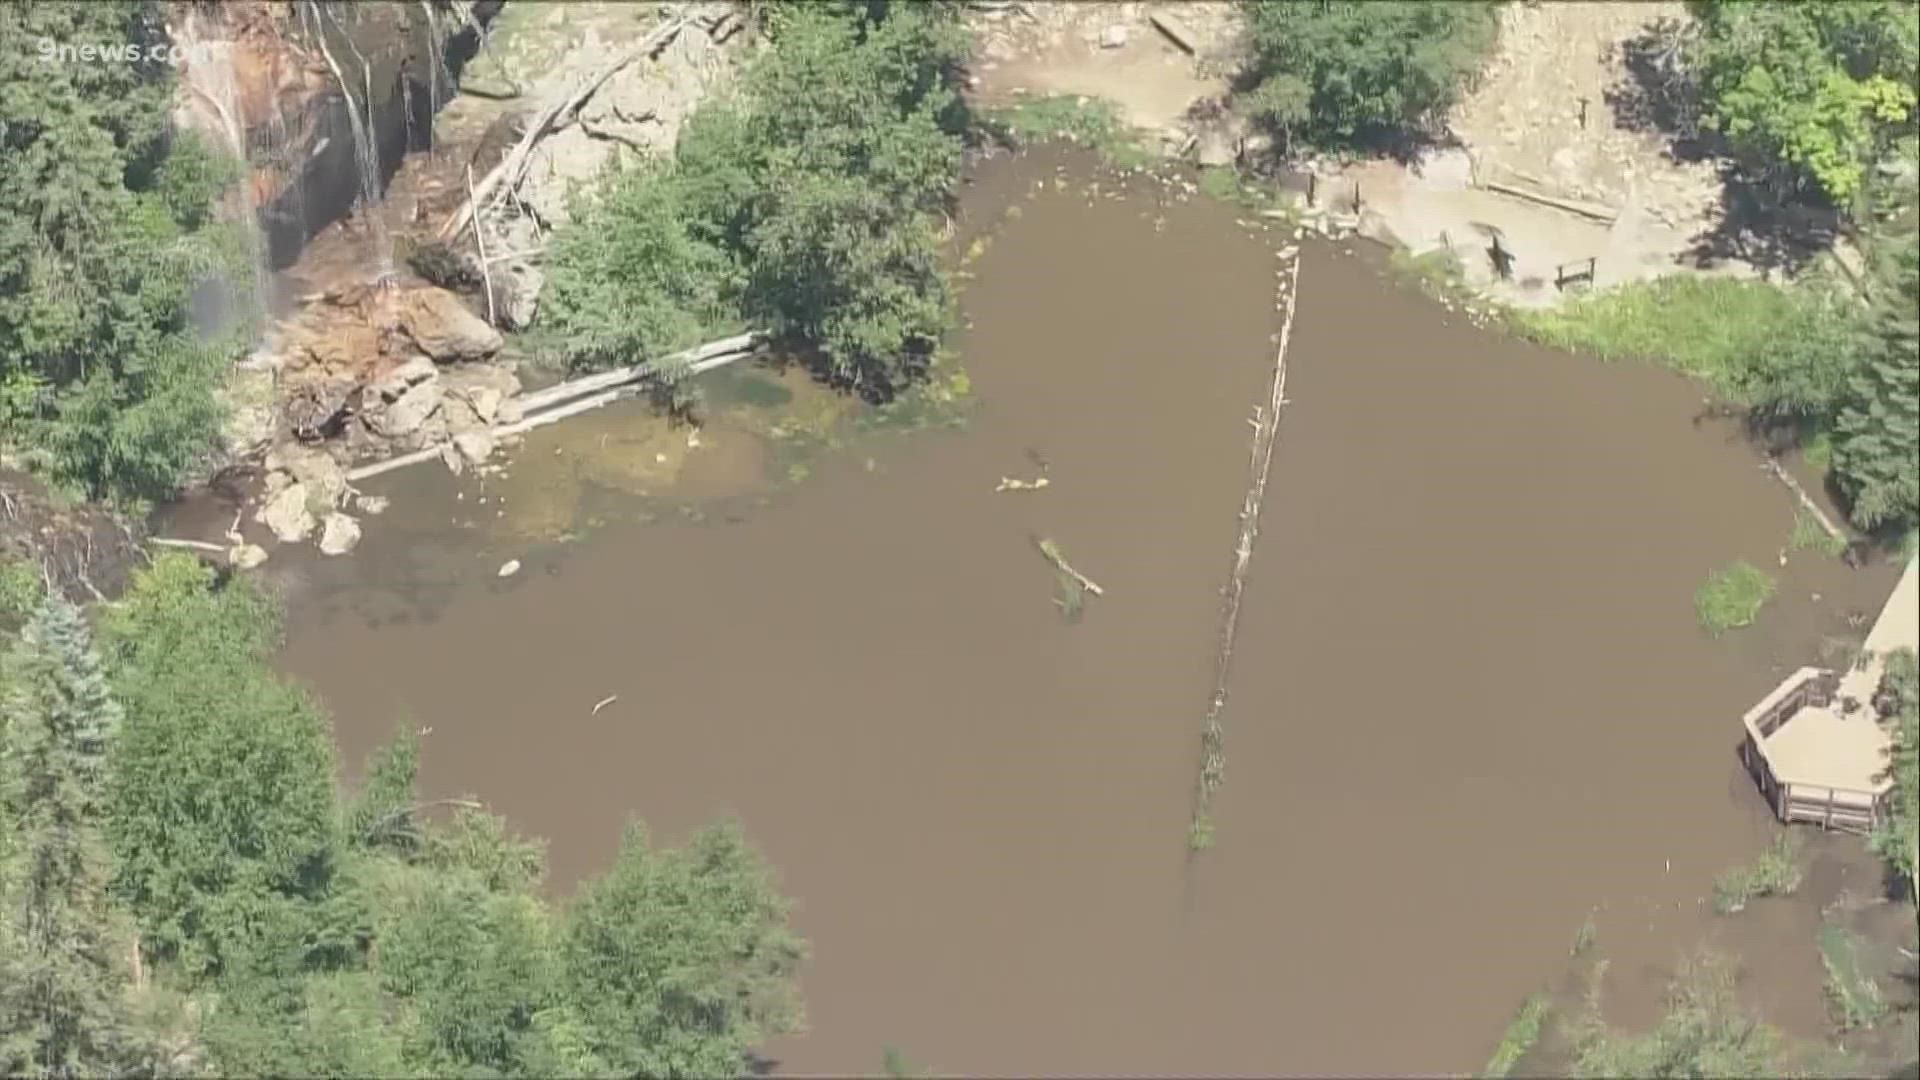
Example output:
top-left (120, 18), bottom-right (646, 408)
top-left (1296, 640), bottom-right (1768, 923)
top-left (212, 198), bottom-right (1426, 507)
top-left (396, 286), bottom-right (504, 361)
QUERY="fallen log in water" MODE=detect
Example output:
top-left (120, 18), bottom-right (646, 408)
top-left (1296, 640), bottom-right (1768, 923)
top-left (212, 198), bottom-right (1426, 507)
top-left (148, 537), bottom-right (227, 555)
top-left (1761, 456), bottom-right (1849, 548)
top-left (344, 332), bottom-right (763, 483)
top-left (1036, 537), bottom-right (1104, 596)
top-left (1188, 245), bottom-right (1303, 853)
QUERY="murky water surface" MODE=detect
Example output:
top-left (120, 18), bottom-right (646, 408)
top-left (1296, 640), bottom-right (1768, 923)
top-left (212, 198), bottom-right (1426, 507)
top-left (277, 150), bottom-right (1897, 1075)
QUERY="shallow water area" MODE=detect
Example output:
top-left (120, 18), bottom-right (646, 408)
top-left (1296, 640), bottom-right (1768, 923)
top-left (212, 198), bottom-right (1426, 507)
top-left (276, 147), bottom-right (1899, 1075)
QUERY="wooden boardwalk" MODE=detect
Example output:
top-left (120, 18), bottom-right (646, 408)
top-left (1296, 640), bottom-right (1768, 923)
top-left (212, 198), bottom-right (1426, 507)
top-left (1741, 557), bottom-right (1918, 832)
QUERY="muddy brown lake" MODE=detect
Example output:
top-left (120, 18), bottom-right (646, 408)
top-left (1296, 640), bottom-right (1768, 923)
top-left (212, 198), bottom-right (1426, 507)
top-left (275, 149), bottom-right (1899, 1075)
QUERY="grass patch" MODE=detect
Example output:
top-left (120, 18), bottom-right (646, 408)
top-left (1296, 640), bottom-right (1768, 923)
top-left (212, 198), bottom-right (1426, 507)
top-left (1198, 165), bottom-right (1244, 202)
top-left (1695, 561), bottom-right (1777, 636)
top-left (1482, 993), bottom-right (1552, 1079)
top-left (1817, 923), bottom-right (1889, 1030)
top-left (1711, 833), bottom-right (1804, 913)
top-left (980, 94), bottom-right (1156, 168)
top-left (1789, 510), bottom-right (1849, 557)
top-left (1195, 165), bottom-right (1302, 223)
top-left (1388, 246), bottom-right (1473, 303)
top-left (1510, 276), bottom-right (1853, 406)
top-left (1802, 430), bottom-right (1835, 471)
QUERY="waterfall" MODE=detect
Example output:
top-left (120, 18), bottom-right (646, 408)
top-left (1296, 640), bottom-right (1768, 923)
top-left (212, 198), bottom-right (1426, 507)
top-left (304, 0), bottom-right (395, 284)
top-left (177, 11), bottom-right (271, 337)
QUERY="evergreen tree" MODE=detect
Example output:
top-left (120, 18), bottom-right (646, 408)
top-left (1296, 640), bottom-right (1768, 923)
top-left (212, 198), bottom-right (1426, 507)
top-left (0, 1), bottom-right (243, 499)
top-left (0, 598), bottom-right (146, 1077)
top-left (1833, 233), bottom-right (1920, 531)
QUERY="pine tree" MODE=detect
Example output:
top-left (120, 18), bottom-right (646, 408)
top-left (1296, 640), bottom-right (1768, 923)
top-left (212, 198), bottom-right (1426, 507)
top-left (0, 598), bottom-right (147, 1078)
top-left (1833, 233), bottom-right (1920, 531)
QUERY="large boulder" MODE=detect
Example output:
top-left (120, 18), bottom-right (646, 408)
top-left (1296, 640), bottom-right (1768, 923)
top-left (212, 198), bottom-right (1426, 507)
top-left (255, 483), bottom-right (315, 543)
top-left (266, 445), bottom-right (348, 515)
top-left (395, 286), bottom-right (502, 362)
top-left (369, 355), bottom-right (440, 402)
top-left (452, 430), bottom-right (496, 466)
top-left (366, 379), bottom-right (443, 438)
top-left (465, 385), bottom-right (505, 425)
top-left (228, 543), bottom-right (270, 570)
top-left (317, 512), bottom-right (362, 556)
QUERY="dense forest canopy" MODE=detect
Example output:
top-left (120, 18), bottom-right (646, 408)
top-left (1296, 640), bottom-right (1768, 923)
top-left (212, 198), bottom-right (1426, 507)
top-left (1, 554), bottom-right (805, 1078)
top-left (1688, 0), bottom-right (1918, 207)
top-left (0, 1), bottom-right (245, 503)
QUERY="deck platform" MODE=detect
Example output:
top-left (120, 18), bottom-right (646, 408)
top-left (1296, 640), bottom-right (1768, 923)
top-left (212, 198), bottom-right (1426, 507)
top-left (1739, 558), bottom-right (1917, 833)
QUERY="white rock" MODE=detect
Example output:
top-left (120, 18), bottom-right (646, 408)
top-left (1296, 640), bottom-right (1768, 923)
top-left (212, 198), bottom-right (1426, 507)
top-left (383, 356), bottom-right (440, 396)
top-left (497, 559), bottom-right (521, 578)
top-left (267, 445), bottom-right (348, 513)
top-left (227, 543), bottom-right (269, 570)
top-left (356, 493), bottom-right (390, 516)
top-left (318, 512), bottom-right (362, 556)
top-left (255, 483), bottom-right (315, 543)
top-left (1098, 24), bottom-right (1128, 48)
top-left (453, 430), bottom-right (496, 466)
top-left (369, 380), bottom-right (443, 437)
top-left (466, 386), bottom-right (505, 425)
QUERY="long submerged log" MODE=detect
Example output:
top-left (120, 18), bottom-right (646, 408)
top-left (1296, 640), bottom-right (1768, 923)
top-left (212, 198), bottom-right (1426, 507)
top-left (1188, 245), bottom-right (1303, 852)
top-left (344, 332), bottom-right (763, 482)
top-left (1762, 455), bottom-right (1849, 547)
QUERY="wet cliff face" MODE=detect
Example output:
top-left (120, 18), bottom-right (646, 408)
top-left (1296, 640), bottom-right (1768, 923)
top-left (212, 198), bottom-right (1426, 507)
top-left (171, 0), bottom-right (500, 272)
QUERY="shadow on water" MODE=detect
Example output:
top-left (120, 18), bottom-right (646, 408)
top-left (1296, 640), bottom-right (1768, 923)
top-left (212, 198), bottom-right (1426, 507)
top-left (277, 147), bottom-right (1900, 1075)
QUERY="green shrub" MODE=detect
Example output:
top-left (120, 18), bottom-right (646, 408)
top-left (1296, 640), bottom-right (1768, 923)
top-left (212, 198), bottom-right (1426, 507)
top-left (1695, 561), bottom-right (1777, 636)
top-left (543, 2), bottom-right (966, 399)
top-left (1711, 833), bottom-right (1803, 913)
top-left (1239, 1), bottom-right (1501, 152)
top-left (1512, 276), bottom-right (1857, 418)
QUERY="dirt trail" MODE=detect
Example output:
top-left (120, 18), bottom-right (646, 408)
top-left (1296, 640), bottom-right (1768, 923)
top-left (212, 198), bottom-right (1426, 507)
top-left (969, 1), bottom-right (1759, 307)
top-left (1350, 1), bottom-right (1738, 305)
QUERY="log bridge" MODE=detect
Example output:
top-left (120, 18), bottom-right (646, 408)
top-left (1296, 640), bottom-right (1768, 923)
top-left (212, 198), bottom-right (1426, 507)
top-left (346, 331), bottom-right (763, 482)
